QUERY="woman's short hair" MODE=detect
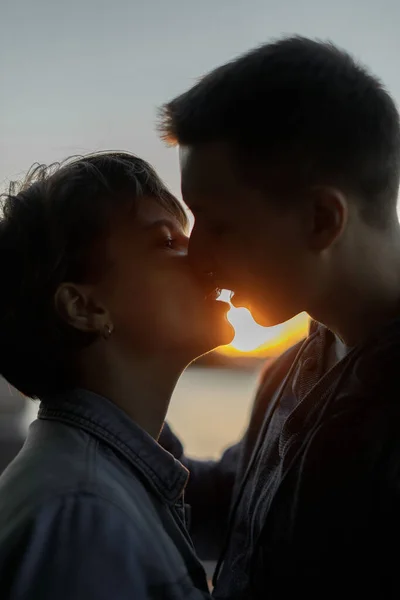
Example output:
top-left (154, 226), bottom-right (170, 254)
top-left (0, 152), bottom-right (187, 398)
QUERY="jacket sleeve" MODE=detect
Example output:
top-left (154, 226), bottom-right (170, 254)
top-left (0, 491), bottom-right (210, 600)
top-left (160, 422), bottom-right (240, 561)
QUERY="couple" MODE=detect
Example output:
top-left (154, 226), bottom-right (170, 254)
top-left (1, 35), bottom-right (400, 599)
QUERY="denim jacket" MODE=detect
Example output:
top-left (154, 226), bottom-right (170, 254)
top-left (0, 389), bottom-right (211, 600)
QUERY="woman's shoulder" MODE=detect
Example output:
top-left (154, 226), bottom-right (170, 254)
top-left (0, 417), bottom-right (157, 533)
top-left (0, 488), bottom-right (201, 600)
top-left (0, 425), bottom-right (204, 599)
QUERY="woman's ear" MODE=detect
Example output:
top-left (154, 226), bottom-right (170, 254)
top-left (54, 282), bottom-right (110, 334)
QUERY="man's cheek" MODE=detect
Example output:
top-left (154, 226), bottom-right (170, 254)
top-left (218, 252), bottom-right (243, 278)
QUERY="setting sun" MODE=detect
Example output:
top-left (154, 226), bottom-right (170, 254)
top-left (217, 291), bottom-right (309, 356)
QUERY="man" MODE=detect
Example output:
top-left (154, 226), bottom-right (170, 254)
top-left (158, 37), bottom-right (400, 598)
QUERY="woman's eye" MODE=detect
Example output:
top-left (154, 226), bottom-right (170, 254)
top-left (159, 230), bottom-right (188, 251)
top-left (164, 237), bottom-right (175, 248)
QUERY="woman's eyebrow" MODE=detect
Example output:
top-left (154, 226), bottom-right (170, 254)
top-left (143, 218), bottom-right (180, 232)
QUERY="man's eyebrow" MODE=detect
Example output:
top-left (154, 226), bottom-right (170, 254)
top-left (188, 205), bottom-right (203, 214)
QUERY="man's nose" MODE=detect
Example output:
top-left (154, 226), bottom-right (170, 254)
top-left (188, 226), bottom-right (214, 274)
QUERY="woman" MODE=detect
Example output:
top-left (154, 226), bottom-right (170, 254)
top-left (0, 152), bottom-right (234, 599)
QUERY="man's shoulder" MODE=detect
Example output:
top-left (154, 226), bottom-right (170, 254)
top-left (256, 318), bottom-right (323, 398)
top-left (239, 340), bottom-right (306, 462)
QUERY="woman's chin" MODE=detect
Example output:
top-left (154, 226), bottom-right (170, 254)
top-left (219, 321), bottom-right (236, 346)
top-left (190, 321), bottom-right (235, 358)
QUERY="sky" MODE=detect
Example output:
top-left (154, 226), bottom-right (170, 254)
top-left (2, 0), bottom-right (400, 354)
top-left (1, 0), bottom-right (400, 198)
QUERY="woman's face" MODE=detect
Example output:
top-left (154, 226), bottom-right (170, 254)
top-left (95, 197), bottom-right (234, 361)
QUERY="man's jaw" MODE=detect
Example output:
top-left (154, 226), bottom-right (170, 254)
top-left (229, 289), bottom-right (274, 327)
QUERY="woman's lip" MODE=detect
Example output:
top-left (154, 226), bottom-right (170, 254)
top-left (204, 287), bottom-right (222, 301)
top-left (212, 299), bottom-right (231, 311)
top-left (203, 290), bottom-right (231, 310)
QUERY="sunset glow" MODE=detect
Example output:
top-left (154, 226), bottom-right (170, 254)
top-left (217, 291), bottom-right (309, 356)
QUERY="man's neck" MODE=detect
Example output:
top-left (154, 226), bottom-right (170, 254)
top-left (311, 225), bottom-right (400, 347)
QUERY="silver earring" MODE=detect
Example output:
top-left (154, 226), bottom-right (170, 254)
top-left (103, 324), bottom-right (113, 340)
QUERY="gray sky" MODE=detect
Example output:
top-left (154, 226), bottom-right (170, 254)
top-left (1, 0), bottom-right (400, 198)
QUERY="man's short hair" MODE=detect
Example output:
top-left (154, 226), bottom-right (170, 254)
top-left (159, 36), bottom-right (400, 226)
top-left (0, 152), bottom-right (186, 398)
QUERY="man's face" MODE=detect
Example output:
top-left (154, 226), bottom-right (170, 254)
top-left (180, 143), bottom-right (320, 327)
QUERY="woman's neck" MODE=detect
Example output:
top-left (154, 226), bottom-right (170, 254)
top-left (78, 347), bottom-right (184, 439)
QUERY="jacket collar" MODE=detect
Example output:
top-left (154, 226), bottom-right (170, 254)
top-left (38, 388), bottom-right (189, 504)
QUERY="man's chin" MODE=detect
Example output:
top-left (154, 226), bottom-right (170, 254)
top-left (231, 291), bottom-right (300, 328)
top-left (248, 304), bottom-right (293, 328)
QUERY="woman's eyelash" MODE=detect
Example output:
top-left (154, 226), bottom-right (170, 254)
top-left (161, 232), bottom-right (188, 250)
top-left (164, 236), bottom-right (175, 248)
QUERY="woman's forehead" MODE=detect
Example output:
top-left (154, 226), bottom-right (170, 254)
top-left (135, 196), bottom-right (186, 231)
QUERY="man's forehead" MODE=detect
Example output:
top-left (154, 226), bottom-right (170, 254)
top-left (180, 142), bottom-right (230, 168)
top-left (178, 145), bottom-right (190, 172)
top-left (179, 143), bottom-right (237, 197)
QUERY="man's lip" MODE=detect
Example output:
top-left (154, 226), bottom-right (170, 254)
top-left (230, 291), bottom-right (251, 309)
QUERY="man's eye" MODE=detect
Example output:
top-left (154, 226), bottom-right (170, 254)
top-left (210, 223), bottom-right (228, 236)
